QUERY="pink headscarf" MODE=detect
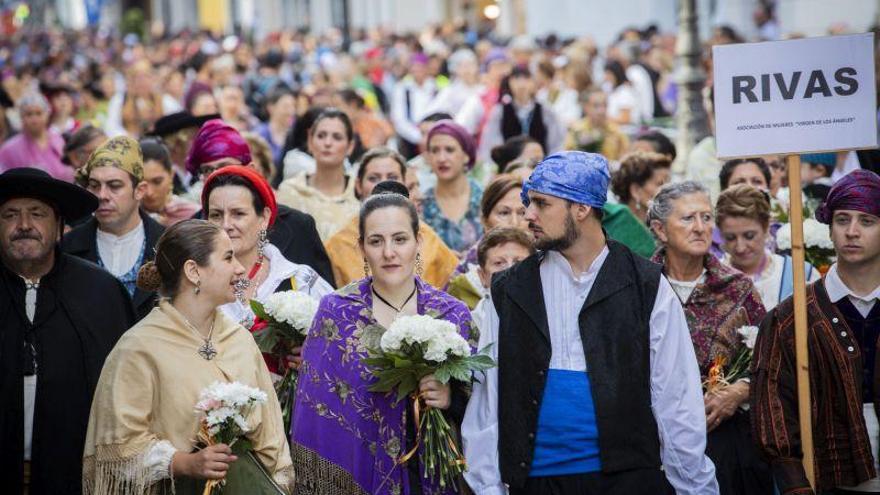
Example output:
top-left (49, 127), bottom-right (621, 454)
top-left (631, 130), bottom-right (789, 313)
top-left (185, 119), bottom-right (252, 175)
top-left (426, 120), bottom-right (477, 170)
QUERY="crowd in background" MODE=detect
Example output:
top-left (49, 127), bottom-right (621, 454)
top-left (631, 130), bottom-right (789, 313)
top-left (3, 3), bottom-right (880, 495)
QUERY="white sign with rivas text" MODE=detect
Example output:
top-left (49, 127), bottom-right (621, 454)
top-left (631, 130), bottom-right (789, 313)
top-left (713, 33), bottom-right (877, 158)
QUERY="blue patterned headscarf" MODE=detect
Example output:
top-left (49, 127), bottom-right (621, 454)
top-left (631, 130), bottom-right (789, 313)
top-left (521, 151), bottom-right (610, 209)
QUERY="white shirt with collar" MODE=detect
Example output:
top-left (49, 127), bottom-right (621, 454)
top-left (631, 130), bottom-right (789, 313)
top-left (96, 220), bottom-right (145, 277)
top-left (462, 247), bottom-right (719, 495)
top-left (22, 277), bottom-right (38, 461)
top-left (825, 263), bottom-right (880, 318)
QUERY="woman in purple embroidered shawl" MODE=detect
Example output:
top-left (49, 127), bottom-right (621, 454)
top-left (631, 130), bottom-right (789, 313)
top-left (291, 183), bottom-right (477, 495)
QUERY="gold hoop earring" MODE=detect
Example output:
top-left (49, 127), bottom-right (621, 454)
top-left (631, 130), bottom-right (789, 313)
top-left (415, 253), bottom-right (423, 278)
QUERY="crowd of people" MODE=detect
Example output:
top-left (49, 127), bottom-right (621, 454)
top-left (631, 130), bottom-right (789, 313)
top-left (1, 10), bottom-right (880, 495)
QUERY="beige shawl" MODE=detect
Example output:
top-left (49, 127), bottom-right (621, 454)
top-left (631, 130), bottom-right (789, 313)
top-left (82, 300), bottom-right (293, 494)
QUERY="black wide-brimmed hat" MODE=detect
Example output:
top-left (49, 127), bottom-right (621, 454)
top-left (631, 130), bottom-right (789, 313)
top-left (149, 111), bottom-right (221, 138)
top-left (0, 168), bottom-right (98, 220)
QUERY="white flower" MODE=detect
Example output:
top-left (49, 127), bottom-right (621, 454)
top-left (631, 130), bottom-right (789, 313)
top-left (775, 219), bottom-right (832, 251)
top-left (803, 218), bottom-right (833, 250)
top-left (737, 325), bottom-right (759, 350)
top-left (263, 291), bottom-right (319, 333)
top-left (194, 381), bottom-right (268, 436)
top-left (775, 187), bottom-right (790, 210)
top-left (776, 223), bottom-right (792, 250)
top-left (774, 187), bottom-right (809, 214)
top-left (424, 331), bottom-right (470, 362)
top-left (380, 315), bottom-right (468, 363)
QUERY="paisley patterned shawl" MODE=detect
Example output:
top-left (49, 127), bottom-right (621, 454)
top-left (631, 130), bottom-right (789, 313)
top-left (291, 276), bottom-right (478, 495)
top-left (652, 249), bottom-right (766, 377)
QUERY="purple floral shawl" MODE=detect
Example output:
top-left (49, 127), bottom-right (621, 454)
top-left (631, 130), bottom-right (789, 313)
top-left (652, 249), bottom-right (766, 378)
top-left (291, 276), bottom-right (478, 495)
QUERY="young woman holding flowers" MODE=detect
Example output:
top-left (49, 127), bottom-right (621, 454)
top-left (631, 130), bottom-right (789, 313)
top-left (291, 183), bottom-right (478, 495)
top-left (82, 220), bottom-right (293, 494)
top-left (647, 181), bottom-right (771, 495)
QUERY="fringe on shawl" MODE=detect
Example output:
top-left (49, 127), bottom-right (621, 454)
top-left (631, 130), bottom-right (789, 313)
top-left (83, 442), bottom-right (171, 495)
top-left (274, 464), bottom-right (296, 493)
top-left (291, 442), bottom-right (369, 495)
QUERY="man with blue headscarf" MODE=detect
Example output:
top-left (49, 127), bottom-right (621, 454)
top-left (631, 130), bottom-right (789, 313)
top-left (462, 151), bottom-right (718, 494)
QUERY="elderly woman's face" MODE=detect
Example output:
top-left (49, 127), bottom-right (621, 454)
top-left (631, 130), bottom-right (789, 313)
top-left (206, 185), bottom-right (271, 260)
top-left (655, 193), bottom-right (714, 258)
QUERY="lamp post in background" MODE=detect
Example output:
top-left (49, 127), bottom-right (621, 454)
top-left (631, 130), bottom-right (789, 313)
top-left (673, 0), bottom-right (710, 177)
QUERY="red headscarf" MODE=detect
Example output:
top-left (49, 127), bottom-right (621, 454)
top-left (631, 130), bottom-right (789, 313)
top-left (186, 119), bottom-right (252, 176)
top-left (201, 165), bottom-right (278, 227)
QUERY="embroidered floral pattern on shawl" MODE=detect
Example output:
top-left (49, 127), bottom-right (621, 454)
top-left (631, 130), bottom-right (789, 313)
top-left (652, 250), bottom-right (766, 377)
top-left (291, 277), bottom-right (478, 495)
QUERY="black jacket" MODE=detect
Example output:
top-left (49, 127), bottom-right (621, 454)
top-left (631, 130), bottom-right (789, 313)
top-left (270, 205), bottom-right (335, 288)
top-left (491, 240), bottom-right (663, 488)
top-left (61, 209), bottom-right (165, 320)
top-left (0, 253), bottom-right (135, 494)
top-left (193, 204), bottom-right (335, 288)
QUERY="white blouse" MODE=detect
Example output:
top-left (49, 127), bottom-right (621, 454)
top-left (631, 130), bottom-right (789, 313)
top-left (721, 252), bottom-right (821, 312)
top-left (219, 243), bottom-right (334, 326)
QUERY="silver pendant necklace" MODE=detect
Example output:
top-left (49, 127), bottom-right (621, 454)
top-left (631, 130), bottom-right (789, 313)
top-left (183, 316), bottom-right (217, 360)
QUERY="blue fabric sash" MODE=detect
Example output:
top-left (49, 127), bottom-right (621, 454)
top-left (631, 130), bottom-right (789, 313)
top-left (530, 369), bottom-right (602, 477)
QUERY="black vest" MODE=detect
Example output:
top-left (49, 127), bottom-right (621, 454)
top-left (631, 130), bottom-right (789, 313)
top-left (490, 240), bottom-right (662, 488)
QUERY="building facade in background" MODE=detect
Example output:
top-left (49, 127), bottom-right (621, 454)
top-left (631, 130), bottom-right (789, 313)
top-left (40, 0), bottom-right (880, 47)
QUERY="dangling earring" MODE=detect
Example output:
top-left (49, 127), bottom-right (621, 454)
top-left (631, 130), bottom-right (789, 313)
top-left (415, 253), bottom-right (423, 278)
top-left (233, 279), bottom-right (250, 302)
top-left (194, 280), bottom-right (201, 295)
top-left (257, 229), bottom-right (268, 261)
top-left (364, 258), bottom-right (371, 276)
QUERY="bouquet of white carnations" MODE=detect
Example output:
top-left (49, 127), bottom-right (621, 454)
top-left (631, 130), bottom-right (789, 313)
top-left (364, 314), bottom-right (495, 490)
top-left (704, 326), bottom-right (759, 393)
top-left (250, 291), bottom-right (319, 432)
top-left (194, 381), bottom-right (268, 494)
top-left (775, 218), bottom-right (835, 273)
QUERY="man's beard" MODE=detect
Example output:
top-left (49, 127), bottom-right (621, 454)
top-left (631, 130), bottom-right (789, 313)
top-left (534, 213), bottom-right (579, 252)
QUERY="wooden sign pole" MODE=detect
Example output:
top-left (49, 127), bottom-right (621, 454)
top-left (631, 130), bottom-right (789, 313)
top-left (786, 153), bottom-right (815, 487)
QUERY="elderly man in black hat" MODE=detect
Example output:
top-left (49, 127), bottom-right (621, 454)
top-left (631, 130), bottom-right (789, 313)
top-left (0, 168), bottom-right (136, 495)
